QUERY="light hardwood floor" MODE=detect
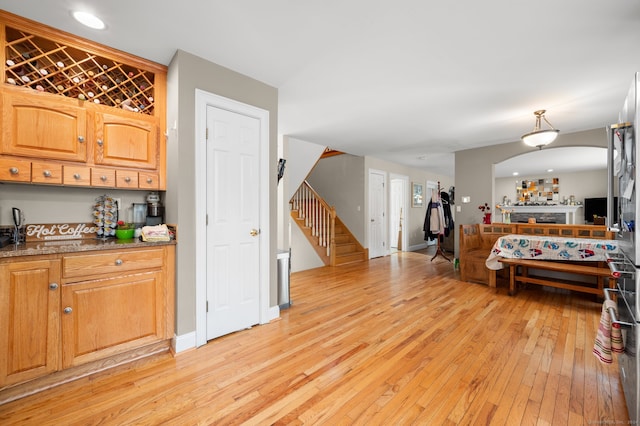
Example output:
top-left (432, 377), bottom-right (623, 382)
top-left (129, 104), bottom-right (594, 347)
top-left (0, 248), bottom-right (630, 425)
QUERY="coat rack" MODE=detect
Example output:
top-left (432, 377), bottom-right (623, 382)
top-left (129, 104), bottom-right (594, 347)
top-left (431, 182), bottom-right (451, 262)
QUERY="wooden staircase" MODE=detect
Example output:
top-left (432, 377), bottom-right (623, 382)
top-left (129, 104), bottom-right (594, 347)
top-left (291, 181), bottom-right (368, 266)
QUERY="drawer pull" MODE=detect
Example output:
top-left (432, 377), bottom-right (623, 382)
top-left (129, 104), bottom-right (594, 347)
top-left (63, 307), bottom-right (73, 314)
top-left (74, 173), bottom-right (81, 179)
top-left (97, 139), bottom-right (103, 146)
top-left (124, 176), bottom-right (131, 183)
top-left (9, 167), bottom-right (19, 175)
top-left (49, 282), bottom-right (59, 290)
top-left (100, 175), bottom-right (108, 182)
top-left (146, 177), bottom-right (153, 184)
top-left (78, 136), bottom-right (85, 143)
top-left (43, 170), bottom-right (51, 177)
top-left (115, 259), bottom-right (123, 266)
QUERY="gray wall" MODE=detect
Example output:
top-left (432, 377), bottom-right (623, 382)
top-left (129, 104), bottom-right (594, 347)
top-left (454, 127), bottom-right (607, 254)
top-left (0, 184), bottom-right (147, 226)
top-left (166, 49), bottom-right (278, 338)
top-left (307, 154), bottom-right (366, 243)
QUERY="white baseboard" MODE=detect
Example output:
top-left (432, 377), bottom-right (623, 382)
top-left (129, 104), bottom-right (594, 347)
top-left (174, 306), bottom-right (280, 354)
top-left (408, 242), bottom-right (429, 251)
top-left (173, 331), bottom-right (196, 354)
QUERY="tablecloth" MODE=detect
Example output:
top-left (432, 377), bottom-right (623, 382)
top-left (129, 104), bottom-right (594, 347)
top-left (485, 234), bottom-right (619, 270)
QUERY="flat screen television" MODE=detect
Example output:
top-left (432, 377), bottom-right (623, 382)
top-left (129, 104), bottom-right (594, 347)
top-left (583, 197), bottom-right (618, 223)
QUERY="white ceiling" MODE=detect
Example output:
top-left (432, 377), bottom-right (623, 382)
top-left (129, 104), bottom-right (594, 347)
top-left (1, 1), bottom-right (639, 178)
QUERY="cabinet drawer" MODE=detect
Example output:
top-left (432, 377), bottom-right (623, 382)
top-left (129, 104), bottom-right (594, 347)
top-left (63, 165), bottom-right (91, 186)
top-left (138, 172), bottom-right (159, 189)
top-left (0, 157), bottom-right (30, 182)
top-left (116, 170), bottom-right (139, 189)
top-left (32, 161), bottom-right (63, 184)
top-left (91, 167), bottom-right (115, 187)
top-left (62, 248), bottom-right (164, 279)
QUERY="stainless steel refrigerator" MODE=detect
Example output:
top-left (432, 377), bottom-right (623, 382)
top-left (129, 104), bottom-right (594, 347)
top-left (606, 71), bottom-right (640, 423)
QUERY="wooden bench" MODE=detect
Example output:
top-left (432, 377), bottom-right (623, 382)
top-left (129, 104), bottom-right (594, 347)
top-left (460, 223), bottom-right (517, 284)
top-left (497, 258), bottom-right (616, 296)
top-left (460, 223), bottom-right (614, 288)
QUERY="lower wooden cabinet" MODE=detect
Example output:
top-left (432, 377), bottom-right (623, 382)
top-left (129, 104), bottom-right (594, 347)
top-left (61, 271), bottom-right (164, 368)
top-left (0, 244), bottom-right (174, 388)
top-left (0, 258), bottom-right (61, 387)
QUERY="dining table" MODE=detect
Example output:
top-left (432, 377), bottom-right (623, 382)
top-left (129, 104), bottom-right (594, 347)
top-left (485, 233), bottom-right (620, 270)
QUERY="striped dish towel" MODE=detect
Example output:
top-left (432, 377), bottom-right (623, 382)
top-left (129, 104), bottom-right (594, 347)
top-left (593, 299), bottom-right (624, 364)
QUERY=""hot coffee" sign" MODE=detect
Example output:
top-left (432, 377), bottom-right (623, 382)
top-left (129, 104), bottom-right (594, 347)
top-left (25, 223), bottom-right (98, 241)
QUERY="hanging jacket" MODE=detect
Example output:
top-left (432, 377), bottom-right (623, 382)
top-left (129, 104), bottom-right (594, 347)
top-left (424, 190), bottom-right (445, 241)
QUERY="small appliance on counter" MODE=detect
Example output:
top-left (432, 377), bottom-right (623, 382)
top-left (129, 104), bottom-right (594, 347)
top-left (145, 192), bottom-right (164, 226)
top-left (132, 203), bottom-right (147, 228)
top-left (12, 207), bottom-right (24, 244)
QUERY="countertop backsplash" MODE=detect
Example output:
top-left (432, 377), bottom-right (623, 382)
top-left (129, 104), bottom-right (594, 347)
top-left (0, 183), bottom-right (156, 227)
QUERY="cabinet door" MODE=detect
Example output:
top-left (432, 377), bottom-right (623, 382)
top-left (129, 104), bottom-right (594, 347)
top-left (61, 271), bottom-right (164, 368)
top-left (138, 171), bottom-right (160, 190)
top-left (32, 161), bottom-right (63, 185)
top-left (95, 112), bottom-right (158, 170)
top-left (0, 157), bottom-right (31, 182)
top-left (0, 259), bottom-right (61, 386)
top-left (1, 92), bottom-right (87, 162)
top-left (63, 165), bottom-right (91, 186)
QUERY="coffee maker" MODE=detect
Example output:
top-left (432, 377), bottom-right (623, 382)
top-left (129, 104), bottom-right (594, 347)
top-left (145, 192), bottom-right (164, 226)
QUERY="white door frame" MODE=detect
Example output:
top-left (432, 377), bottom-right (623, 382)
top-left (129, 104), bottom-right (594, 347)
top-left (194, 89), bottom-right (270, 347)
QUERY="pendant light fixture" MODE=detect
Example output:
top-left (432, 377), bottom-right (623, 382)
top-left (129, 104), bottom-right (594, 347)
top-left (521, 109), bottom-right (559, 149)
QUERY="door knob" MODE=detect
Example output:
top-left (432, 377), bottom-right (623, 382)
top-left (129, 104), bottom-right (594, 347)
top-left (250, 229), bottom-right (259, 236)
top-left (63, 307), bottom-right (73, 314)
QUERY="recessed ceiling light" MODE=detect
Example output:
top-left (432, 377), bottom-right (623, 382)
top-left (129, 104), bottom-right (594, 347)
top-left (72, 11), bottom-right (105, 30)
top-left (512, 172), bottom-right (519, 176)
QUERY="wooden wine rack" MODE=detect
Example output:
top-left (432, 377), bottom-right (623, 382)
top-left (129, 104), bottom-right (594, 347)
top-left (4, 26), bottom-right (156, 115)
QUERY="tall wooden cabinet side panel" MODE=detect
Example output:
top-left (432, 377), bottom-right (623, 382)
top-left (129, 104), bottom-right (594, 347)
top-left (0, 259), bottom-right (61, 387)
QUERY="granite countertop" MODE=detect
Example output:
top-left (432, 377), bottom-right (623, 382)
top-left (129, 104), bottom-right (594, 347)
top-left (0, 238), bottom-right (176, 259)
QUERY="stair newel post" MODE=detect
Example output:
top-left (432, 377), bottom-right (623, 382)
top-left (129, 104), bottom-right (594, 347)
top-left (329, 206), bottom-right (336, 264)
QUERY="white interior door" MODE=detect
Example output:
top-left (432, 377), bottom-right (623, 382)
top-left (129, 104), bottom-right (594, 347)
top-left (369, 169), bottom-right (386, 258)
top-left (206, 105), bottom-right (260, 340)
top-left (390, 175), bottom-right (408, 251)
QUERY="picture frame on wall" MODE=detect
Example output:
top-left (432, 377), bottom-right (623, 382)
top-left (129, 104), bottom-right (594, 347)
top-left (412, 182), bottom-right (424, 208)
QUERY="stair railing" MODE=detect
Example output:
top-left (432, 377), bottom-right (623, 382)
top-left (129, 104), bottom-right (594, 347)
top-left (291, 181), bottom-right (336, 257)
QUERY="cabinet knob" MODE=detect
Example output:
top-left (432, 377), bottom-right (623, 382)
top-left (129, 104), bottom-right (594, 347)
top-left (43, 170), bottom-right (51, 177)
top-left (63, 307), bottom-right (73, 314)
top-left (73, 173), bottom-right (81, 179)
top-left (78, 136), bottom-right (85, 143)
top-left (115, 259), bottom-right (123, 266)
top-left (97, 139), bottom-right (103, 146)
top-left (146, 177), bottom-right (153, 184)
top-left (49, 282), bottom-right (59, 290)
top-left (9, 167), bottom-right (19, 175)
top-left (100, 175), bottom-right (108, 182)
top-left (124, 176), bottom-right (131, 183)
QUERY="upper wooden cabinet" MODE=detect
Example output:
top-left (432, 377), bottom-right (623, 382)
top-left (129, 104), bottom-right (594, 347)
top-left (95, 112), bottom-right (158, 170)
top-left (0, 11), bottom-right (167, 189)
top-left (1, 91), bottom-right (88, 162)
